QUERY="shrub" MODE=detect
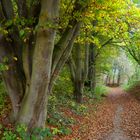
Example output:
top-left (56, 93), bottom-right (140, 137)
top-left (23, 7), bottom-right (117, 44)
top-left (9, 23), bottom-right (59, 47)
top-left (84, 85), bottom-right (108, 100)
top-left (68, 100), bottom-right (87, 115)
top-left (53, 67), bottom-right (73, 98)
top-left (94, 85), bottom-right (108, 99)
top-left (122, 78), bottom-right (140, 91)
top-left (1, 124), bottom-right (53, 140)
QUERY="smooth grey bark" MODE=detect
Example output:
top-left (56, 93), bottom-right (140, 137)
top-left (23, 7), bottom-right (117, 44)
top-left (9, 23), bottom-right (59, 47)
top-left (105, 75), bottom-right (109, 85)
top-left (16, 0), bottom-right (28, 18)
top-left (1, 0), bottom-right (14, 19)
top-left (74, 44), bottom-right (83, 103)
top-left (113, 68), bottom-right (117, 85)
top-left (0, 0), bottom-right (90, 131)
top-left (50, 0), bottom-right (89, 88)
top-left (108, 76), bottom-right (111, 85)
top-left (48, 22), bottom-right (81, 94)
top-left (68, 43), bottom-right (89, 103)
top-left (51, 0), bottom-right (87, 75)
top-left (17, 0), bottom-right (60, 129)
top-left (88, 43), bottom-right (96, 91)
top-left (117, 69), bottom-right (121, 86)
top-left (0, 35), bottom-right (24, 121)
top-left (83, 42), bottom-right (89, 81)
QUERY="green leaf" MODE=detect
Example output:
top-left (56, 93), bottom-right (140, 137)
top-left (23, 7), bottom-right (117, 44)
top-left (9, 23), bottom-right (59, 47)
top-left (19, 29), bottom-right (25, 38)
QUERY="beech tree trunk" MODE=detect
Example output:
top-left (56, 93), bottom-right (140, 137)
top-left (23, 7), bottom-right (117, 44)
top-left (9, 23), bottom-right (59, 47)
top-left (48, 22), bottom-right (81, 94)
top-left (74, 80), bottom-right (84, 103)
top-left (74, 44), bottom-right (83, 103)
top-left (68, 43), bottom-right (89, 103)
top-left (0, 0), bottom-right (60, 129)
top-left (0, 36), bottom-right (24, 121)
top-left (117, 69), bottom-right (121, 86)
top-left (88, 43), bottom-right (96, 91)
top-left (105, 74), bottom-right (109, 85)
top-left (113, 67), bottom-right (117, 85)
top-left (0, 0), bottom-right (90, 132)
top-left (16, 0), bottom-right (60, 129)
top-left (108, 76), bottom-right (111, 85)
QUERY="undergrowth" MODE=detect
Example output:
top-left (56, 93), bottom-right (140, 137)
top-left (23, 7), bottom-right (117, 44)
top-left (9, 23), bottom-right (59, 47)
top-left (121, 73), bottom-right (140, 100)
top-left (0, 67), bottom-right (109, 139)
top-left (0, 82), bottom-right (7, 115)
top-left (84, 85), bottom-right (109, 100)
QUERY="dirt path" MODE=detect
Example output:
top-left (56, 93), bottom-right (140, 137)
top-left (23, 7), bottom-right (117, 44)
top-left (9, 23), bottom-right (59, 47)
top-left (58, 87), bottom-right (140, 140)
top-left (105, 88), bottom-right (130, 140)
top-left (103, 87), bottom-right (140, 140)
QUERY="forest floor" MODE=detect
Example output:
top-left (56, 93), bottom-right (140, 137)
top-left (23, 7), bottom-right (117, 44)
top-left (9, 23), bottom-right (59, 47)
top-left (57, 87), bottom-right (140, 140)
top-left (1, 87), bottom-right (140, 140)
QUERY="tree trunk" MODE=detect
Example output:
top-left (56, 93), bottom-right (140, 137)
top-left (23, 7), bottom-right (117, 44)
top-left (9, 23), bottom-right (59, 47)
top-left (117, 69), bottom-right (121, 86)
top-left (108, 76), bottom-right (111, 85)
top-left (48, 22), bottom-right (81, 94)
top-left (0, 0), bottom-right (91, 132)
top-left (88, 43), bottom-right (96, 91)
top-left (73, 44), bottom-right (83, 103)
top-left (74, 80), bottom-right (83, 103)
top-left (0, 35), bottom-right (24, 121)
top-left (113, 67), bottom-right (116, 85)
top-left (105, 75), bottom-right (109, 85)
top-left (17, 0), bottom-right (60, 129)
top-left (83, 42), bottom-right (89, 81)
top-left (68, 43), bottom-right (89, 103)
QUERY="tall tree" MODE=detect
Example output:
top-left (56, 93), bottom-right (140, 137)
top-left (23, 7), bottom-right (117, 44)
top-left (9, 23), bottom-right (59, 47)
top-left (68, 43), bottom-right (89, 103)
top-left (0, 0), bottom-right (91, 130)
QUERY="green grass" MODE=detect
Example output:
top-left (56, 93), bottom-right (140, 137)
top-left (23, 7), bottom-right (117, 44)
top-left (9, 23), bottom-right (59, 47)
top-left (84, 85), bottom-right (109, 100)
top-left (94, 85), bottom-right (109, 99)
top-left (121, 80), bottom-right (140, 91)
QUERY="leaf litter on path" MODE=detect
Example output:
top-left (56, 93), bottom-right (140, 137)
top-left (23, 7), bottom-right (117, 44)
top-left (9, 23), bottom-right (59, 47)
top-left (56, 87), bottom-right (140, 140)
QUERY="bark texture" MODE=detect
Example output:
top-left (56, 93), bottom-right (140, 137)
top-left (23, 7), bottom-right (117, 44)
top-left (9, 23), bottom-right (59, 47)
top-left (68, 43), bottom-right (89, 103)
top-left (88, 43), bottom-right (96, 91)
top-left (17, 0), bottom-right (60, 128)
top-left (0, 0), bottom-right (90, 132)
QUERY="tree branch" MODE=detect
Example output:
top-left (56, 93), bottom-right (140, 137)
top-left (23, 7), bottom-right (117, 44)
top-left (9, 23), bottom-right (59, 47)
top-left (67, 56), bottom-right (76, 82)
top-left (1, 0), bottom-right (14, 19)
top-left (16, 0), bottom-right (28, 18)
top-left (95, 38), bottom-right (113, 58)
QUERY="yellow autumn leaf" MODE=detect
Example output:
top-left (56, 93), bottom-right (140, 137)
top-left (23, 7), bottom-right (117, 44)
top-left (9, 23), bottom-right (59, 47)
top-left (13, 57), bottom-right (18, 61)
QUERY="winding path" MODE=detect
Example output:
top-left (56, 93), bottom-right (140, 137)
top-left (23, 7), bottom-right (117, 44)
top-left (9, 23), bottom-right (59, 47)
top-left (105, 88), bottom-right (130, 140)
top-left (58, 87), bottom-right (140, 140)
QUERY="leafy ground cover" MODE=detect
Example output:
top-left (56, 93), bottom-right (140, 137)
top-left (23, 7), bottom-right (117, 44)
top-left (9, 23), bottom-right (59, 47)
top-left (0, 83), bottom-right (108, 139)
top-left (53, 87), bottom-right (140, 140)
top-left (1, 86), bottom-right (140, 140)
